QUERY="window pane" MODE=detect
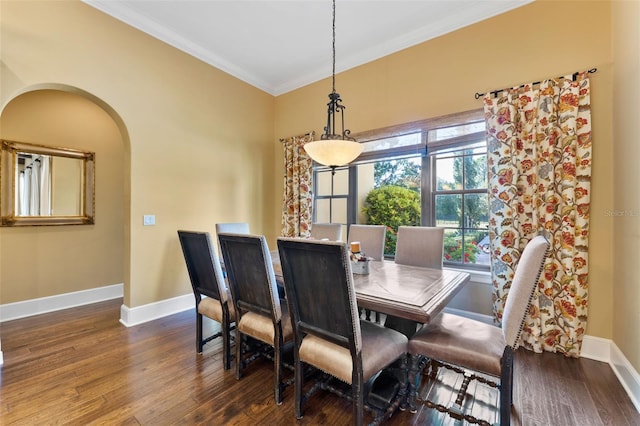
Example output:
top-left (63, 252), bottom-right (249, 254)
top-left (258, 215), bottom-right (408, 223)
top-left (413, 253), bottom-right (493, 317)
top-left (435, 194), bottom-right (461, 227)
top-left (355, 155), bottom-right (421, 256)
top-left (315, 199), bottom-right (331, 223)
top-left (463, 193), bottom-right (488, 228)
top-left (431, 122), bottom-right (485, 140)
top-left (332, 198), bottom-right (347, 224)
top-left (333, 168), bottom-right (349, 196)
top-left (464, 153), bottom-right (487, 190)
top-left (443, 228), bottom-right (462, 263)
top-left (316, 171), bottom-right (332, 196)
top-left (373, 157), bottom-right (421, 190)
top-left (435, 156), bottom-right (461, 190)
top-left (315, 168), bottom-right (348, 196)
top-left (463, 234), bottom-right (481, 265)
top-left (469, 230), bottom-right (491, 266)
top-left (361, 132), bottom-right (421, 153)
top-left (443, 229), bottom-right (487, 265)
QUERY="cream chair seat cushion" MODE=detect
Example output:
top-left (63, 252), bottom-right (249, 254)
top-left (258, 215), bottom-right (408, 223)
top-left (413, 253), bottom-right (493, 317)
top-left (237, 303), bottom-right (293, 345)
top-left (197, 294), bottom-right (236, 323)
top-left (409, 312), bottom-right (505, 377)
top-left (299, 320), bottom-right (408, 384)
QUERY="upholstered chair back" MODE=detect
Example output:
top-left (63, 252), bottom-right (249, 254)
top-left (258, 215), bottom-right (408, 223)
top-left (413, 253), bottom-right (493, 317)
top-left (278, 238), bottom-right (361, 357)
top-left (394, 226), bottom-right (444, 269)
top-left (219, 233), bottom-right (282, 323)
top-left (310, 222), bottom-right (343, 241)
top-left (215, 222), bottom-right (250, 255)
top-left (178, 230), bottom-right (227, 303)
top-left (502, 235), bottom-right (549, 348)
top-left (348, 224), bottom-right (386, 260)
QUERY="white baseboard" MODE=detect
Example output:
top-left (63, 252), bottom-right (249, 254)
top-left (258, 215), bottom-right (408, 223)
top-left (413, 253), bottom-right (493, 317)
top-left (580, 334), bottom-right (612, 363)
top-left (444, 307), bottom-right (495, 324)
top-left (0, 283), bottom-right (124, 322)
top-left (119, 293), bottom-right (193, 327)
top-left (609, 340), bottom-right (640, 413)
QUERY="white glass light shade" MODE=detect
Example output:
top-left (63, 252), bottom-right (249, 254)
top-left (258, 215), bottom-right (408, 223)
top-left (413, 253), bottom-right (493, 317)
top-left (304, 139), bottom-right (363, 167)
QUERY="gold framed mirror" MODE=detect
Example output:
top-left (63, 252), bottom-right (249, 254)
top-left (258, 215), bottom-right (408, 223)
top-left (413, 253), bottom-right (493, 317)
top-left (1, 140), bottom-right (95, 226)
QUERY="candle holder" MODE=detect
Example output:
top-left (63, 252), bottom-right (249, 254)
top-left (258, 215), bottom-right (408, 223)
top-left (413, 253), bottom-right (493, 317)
top-left (351, 259), bottom-right (370, 275)
top-left (349, 242), bottom-right (370, 275)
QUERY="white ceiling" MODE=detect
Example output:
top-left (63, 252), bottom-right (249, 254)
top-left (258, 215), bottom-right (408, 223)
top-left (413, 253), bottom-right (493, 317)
top-left (84, 0), bottom-right (532, 96)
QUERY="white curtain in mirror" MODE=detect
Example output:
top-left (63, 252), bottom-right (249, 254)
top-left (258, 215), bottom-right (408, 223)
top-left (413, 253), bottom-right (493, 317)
top-left (18, 155), bottom-right (51, 216)
top-left (39, 156), bottom-right (51, 215)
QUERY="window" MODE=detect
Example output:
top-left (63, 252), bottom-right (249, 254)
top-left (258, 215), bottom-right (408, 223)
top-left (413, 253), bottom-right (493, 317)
top-left (312, 110), bottom-right (488, 269)
top-left (428, 128), bottom-right (489, 269)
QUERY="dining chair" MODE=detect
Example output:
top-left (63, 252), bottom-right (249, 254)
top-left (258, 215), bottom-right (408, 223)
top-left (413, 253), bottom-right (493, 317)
top-left (177, 230), bottom-right (236, 370)
top-left (277, 237), bottom-right (409, 425)
top-left (310, 222), bottom-right (342, 241)
top-left (218, 232), bottom-right (293, 405)
top-left (215, 222), bottom-right (250, 255)
top-left (407, 234), bottom-right (549, 425)
top-left (348, 224), bottom-right (387, 323)
top-left (348, 224), bottom-right (386, 261)
top-left (388, 226), bottom-right (446, 335)
top-left (394, 226), bottom-right (445, 269)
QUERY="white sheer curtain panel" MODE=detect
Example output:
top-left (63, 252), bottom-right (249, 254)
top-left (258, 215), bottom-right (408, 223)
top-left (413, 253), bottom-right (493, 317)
top-left (21, 168), bottom-right (32, 216)
top-left (29, 158), bottom-right (41, 215)
top-left (39, 155), bottom-right (51, 215)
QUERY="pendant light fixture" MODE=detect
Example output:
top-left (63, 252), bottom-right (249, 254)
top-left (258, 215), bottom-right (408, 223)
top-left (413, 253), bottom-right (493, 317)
top-left (304, 0), bottom-right (362, 169)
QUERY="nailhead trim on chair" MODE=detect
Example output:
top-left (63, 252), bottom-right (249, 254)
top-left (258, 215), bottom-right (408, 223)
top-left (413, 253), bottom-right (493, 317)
top-left (510, 236), bottom-right (549, 350)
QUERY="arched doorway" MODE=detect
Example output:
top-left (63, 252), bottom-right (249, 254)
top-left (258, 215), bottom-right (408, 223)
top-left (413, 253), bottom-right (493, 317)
top-left (0, 86), bottom-right (130, 364)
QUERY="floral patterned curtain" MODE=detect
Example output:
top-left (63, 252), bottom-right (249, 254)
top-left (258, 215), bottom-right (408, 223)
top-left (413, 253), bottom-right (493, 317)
top-left (483, 72), bottom-right (592, 357)
top-left (281, 132), bottom-right (314, 238)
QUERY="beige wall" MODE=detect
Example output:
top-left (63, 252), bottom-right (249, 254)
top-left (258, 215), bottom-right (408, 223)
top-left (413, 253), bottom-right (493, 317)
top-left (275, 0), bottom-right (615, 344)
top-left (0, 90), bottom-right (124, 302)
top-left (612, 0), bottom-right (640, 371)
top-left (0, 1), bottom-right (275, 308)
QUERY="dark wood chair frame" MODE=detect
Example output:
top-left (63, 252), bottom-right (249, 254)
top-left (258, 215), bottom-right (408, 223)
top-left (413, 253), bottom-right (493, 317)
top-left (177, 230), bottom-right (235, 370)
top-left (219, 232), bottom-right (293, 405)
top-left (278, 237), bottom-right (408, 426)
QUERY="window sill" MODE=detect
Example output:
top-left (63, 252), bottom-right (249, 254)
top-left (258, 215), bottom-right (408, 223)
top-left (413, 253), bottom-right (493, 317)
top-left (444, 267), bottom-right (491, 285)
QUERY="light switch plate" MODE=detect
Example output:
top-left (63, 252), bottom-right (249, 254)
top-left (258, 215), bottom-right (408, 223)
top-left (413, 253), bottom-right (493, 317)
top-left (143, 214), bottom-right (155, 226)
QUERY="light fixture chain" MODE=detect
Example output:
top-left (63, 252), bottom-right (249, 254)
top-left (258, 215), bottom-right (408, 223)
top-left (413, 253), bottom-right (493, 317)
top-left (332, 0), bottom-right (336, 93)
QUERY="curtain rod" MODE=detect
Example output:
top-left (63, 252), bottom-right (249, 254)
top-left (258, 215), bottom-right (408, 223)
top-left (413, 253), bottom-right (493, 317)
top-left (474, 68), bottom-right (597, 100)
top-left (279, 130), bottom-right (315, 143)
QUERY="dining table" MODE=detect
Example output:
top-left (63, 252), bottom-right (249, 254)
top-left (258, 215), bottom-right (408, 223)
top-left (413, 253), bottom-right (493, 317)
top-left (270, 251), bottom-right (470, 329)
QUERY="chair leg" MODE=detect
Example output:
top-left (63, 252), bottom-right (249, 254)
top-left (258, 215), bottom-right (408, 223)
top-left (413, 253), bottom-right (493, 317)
top-left (510, 358), bottom-right (514, 406)
top-left (407, 354), bottom-right (421, 413)
top-left (294, 351), bottom-right (304, 419)
top-left (196, 311), bottom-right (204, 353)
top-left (500, 348), bottom-right (514, 426)
top-left (353, 378), bottom-right (364, 426)
top-left (398, 354), bottom-right (410, 411)
top-left (235, 333), bottom-right (244, 380)
top-left (274, 342), bottom-right (283, 405)
top-left (222, 319), bottom-right (231, 370)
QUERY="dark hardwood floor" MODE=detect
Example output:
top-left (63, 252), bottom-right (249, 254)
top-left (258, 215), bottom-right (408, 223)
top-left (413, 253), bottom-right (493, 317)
top-left (1, 299), bottom-right (638, 425)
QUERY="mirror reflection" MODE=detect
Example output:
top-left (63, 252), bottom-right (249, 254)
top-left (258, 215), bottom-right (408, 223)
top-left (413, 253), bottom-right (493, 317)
top-left (1, 140), bottom-right (95, 226)
top-left (16, 152), bottom-right (84, 217)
